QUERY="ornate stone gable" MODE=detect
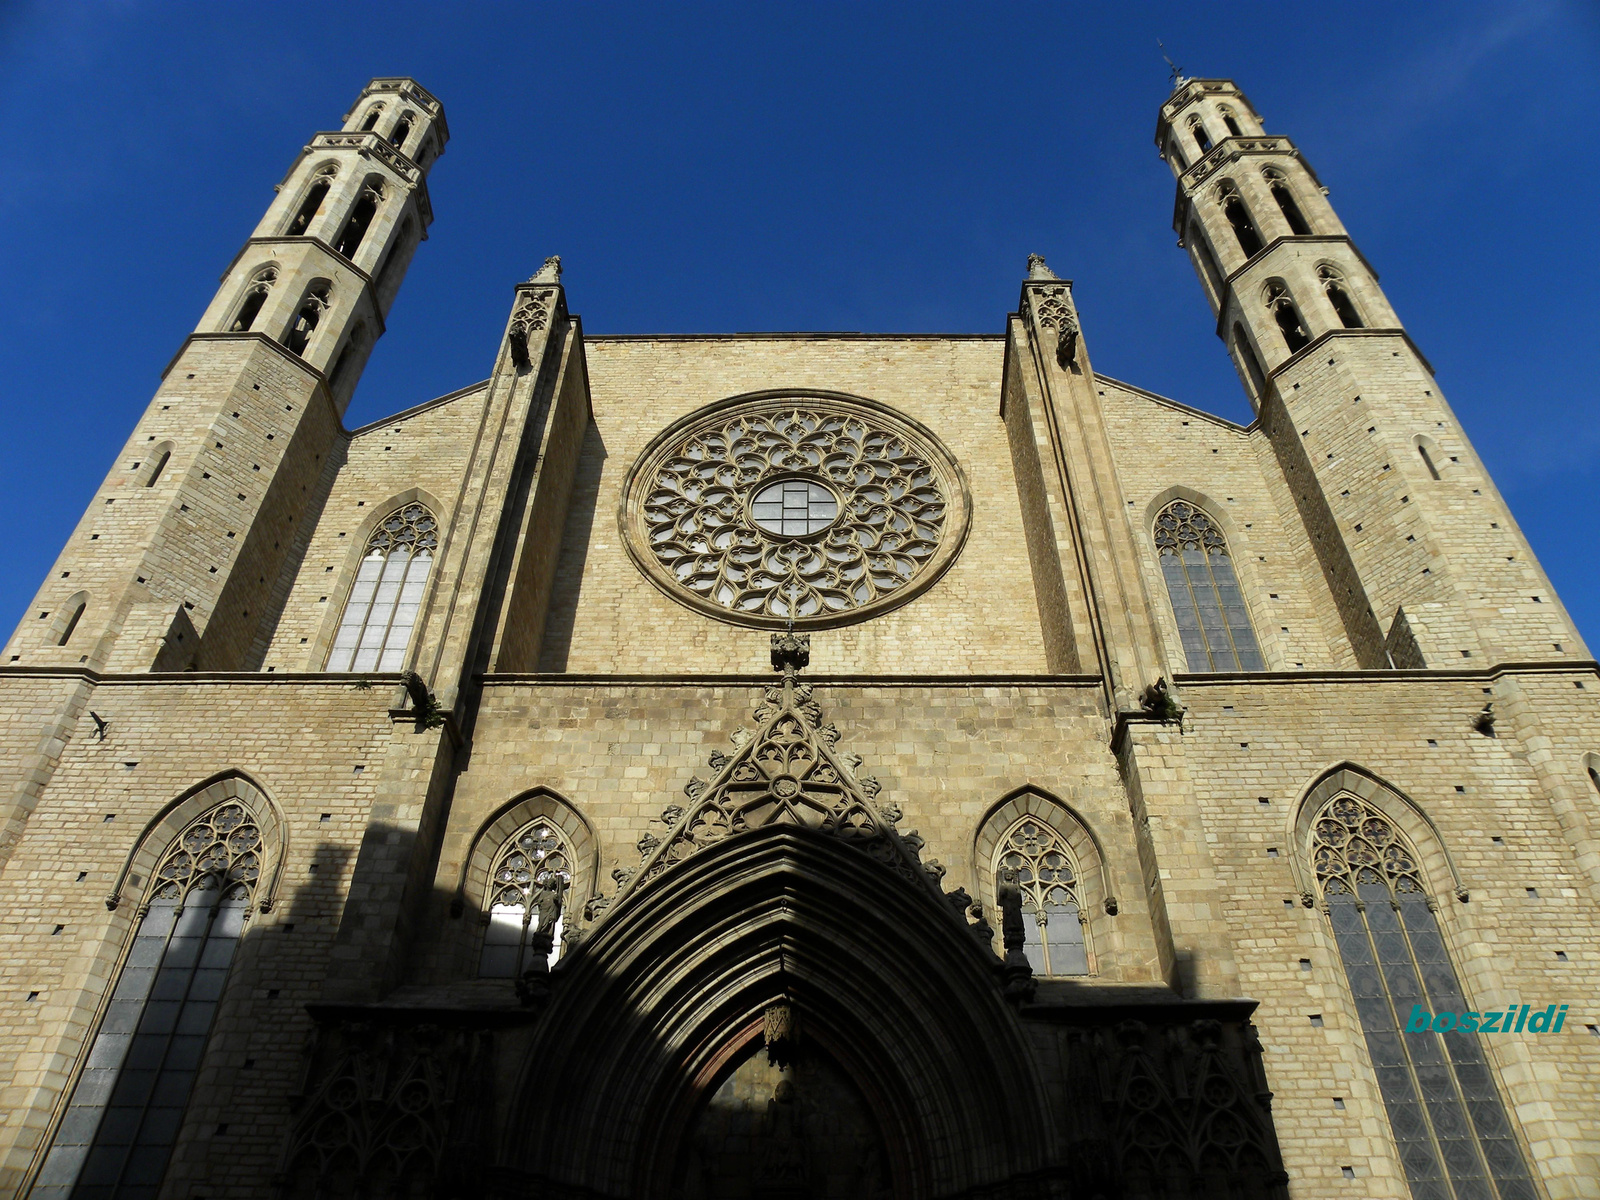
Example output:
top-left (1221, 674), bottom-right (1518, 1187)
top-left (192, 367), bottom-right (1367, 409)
top-left (598, 635), bottom-right (959, 921)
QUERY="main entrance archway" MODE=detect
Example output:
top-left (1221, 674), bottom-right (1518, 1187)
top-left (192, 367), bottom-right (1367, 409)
top-left (500, 827), bottom-right (1059, 1198)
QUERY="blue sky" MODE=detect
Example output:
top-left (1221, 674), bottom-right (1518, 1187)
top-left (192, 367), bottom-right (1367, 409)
top-left (2, 2), bottom-right (1596, 652)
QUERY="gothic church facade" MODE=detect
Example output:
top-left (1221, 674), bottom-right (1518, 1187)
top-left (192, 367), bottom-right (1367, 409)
top-left (1, 75), bottom-right (1597, 1200)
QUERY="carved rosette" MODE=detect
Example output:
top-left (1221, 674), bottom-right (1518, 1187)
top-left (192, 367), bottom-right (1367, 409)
top-left (619, 392), bottom-right (970, 629)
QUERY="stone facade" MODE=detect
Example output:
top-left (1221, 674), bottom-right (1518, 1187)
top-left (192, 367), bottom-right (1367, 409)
top-left (1, 76), bottom-right (1596, 1200)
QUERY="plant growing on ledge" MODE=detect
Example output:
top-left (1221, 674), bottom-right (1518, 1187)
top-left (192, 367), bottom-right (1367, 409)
top-left (1140, 678), bottom-right (1184, 724)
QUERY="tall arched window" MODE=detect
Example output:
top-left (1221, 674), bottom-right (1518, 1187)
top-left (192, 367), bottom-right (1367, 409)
top-left (389, 112), bottom-right (415, 151)
top-left (1319, 264), bottom-right (1364, 329)
top-left (333, 178), bottom-right (384, 260)
top-left (1154, 500), bottom-right (1264, 671)
top-left (1188, 116), bottom-right (1212, 154)
top-left (1219, 105), bottom-right (1243, 137)
top-left (228, 267), bottom-right (277, 333)
top-left (283, 282), bottom-right (331, 357)
top-left (995, 817), bottom-right (1088, 975)
top-left (1265, 281), bottom-right (1311, 353)
top-left (1310, 793), bottom-right (1536, 1198)
top-left (327, 502), bottom-right (437, 672)
top-left (1232, 324), bottom-right (1267, 398)
top-left (1263, 167), bottom-right (1311, 235)
top-left (1218, 183), bottom-right (1263, 258)
top-left (1189, 222), bottom-right (1224, 298)
top-left (285, 164), bottom-right (336, 237)
top-left (360, 105), bottom-right (384, 132)
top-left (479, 819), bottom-right (574, 977)
top-left (35, 802), bottom-right (262, 1199)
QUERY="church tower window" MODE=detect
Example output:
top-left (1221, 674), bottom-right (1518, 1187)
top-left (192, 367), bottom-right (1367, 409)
top-left (1320, 264), bottom-right (1365, 329)
top-left (1188, 116), bottom-right (1212, 154)
top-left (285, 164), bottom-right (336, 237)
top-left (282, 282), bottom-right (331, 357)
top-left (228, 267), bottom-right (277, 333)
top-left (1310, 792), bottom-right (1536, 1198)
top-left (1218, 182), bottom-right (1263, 258)
top-left (1265, 281), bottom-right (1311, 353)
top-left (333, 179), bottom-right (384, 261)
top-left (360, 104), bottom-right (383, 132)
top-left (478, 820), bottom-right (574, 978)
top-left (327, 502), bottom-right (437, 673)
top-left (389, 112), bottom-right (414, 151)
top-left (56, 597), bottom-right (86, 646)
top-left (1154, 500), bottom-right (1264, 671)
top-left (1263, 166), bottom-right (1312, 235)
top-left (995, 818), bottom-right (1089, 976)
top-left (1220, 105), bottom-right (1243, 136)
top-left (34, 802), bottom-right (262, 1200)
top-left (1232, 324), bottom-right (1268, 398)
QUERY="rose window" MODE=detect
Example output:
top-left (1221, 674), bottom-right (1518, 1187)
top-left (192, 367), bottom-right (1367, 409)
top-left (620, 394), bottom-right (970, 627)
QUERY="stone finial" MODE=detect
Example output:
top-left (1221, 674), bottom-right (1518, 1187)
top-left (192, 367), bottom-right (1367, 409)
top-left (528, 255), bottom-right (562, 284)
top-left (1027, 254), bottom-right (1059, 281)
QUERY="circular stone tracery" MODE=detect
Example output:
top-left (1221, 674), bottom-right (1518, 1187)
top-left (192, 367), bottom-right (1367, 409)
top-left (621, 392), bottom-right (971, 628)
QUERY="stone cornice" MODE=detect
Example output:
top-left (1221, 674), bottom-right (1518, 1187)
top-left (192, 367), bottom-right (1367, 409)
top-left (1264, 325), bottom-right (1436, 383)
top-left (158, 332), bottom-right (344, 428)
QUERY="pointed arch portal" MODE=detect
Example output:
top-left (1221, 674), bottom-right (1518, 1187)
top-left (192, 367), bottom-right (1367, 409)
top-left (504, 827), bottom-right (1056, 1198)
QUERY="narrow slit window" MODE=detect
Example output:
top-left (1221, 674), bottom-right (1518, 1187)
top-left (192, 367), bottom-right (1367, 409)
top-left (34, 802), bottom-right (261, 1199)
top-left (145, 449), bottom-right (171, 488)
top-left (57, 599), bottom-right (86, 646)
top-left (1418, 444), bottom-right (1442, 480)
top-left (996, 818), bottom-right (1088, 976)
top-left (1312, 793), bottom-right (1536, 1198)
top-left (327, 503), bottom-right (437, 673)
top-left (1154, 500), bottom-right (1264, 671)
top-left (479, 821), bottom-right (574, 978)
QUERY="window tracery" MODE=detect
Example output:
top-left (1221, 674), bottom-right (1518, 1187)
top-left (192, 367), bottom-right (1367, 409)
top-left (1262, 166), bottom-right (1311, 235)
top-left (1311, 794), bottom-right (1536, 1198)
top-left (479, 820), bottom-right (575, 978)
top-left (1264, 280), bottom-right (1310, 352)
top-left (229, 266), bottom-right (277, 333)
top-left (327, 502), bottom-right (437, 672)
top-left (1319, 264), bottom-right (1364, 329)
top-left (995, 818), bottom-right (1088, 976)
top-left (621, 397), bottom-right (968, 628)
top-left (1217, 182), bottom-right (1263, 258)
top-left (34, 802), bottom-right (262, 1200)
top-left (286, 164), bottom-right (337, 237)
top-left (1153, 500), bottom-right (1263, 671)
top-left (283, 282), bottom-right (331, 357)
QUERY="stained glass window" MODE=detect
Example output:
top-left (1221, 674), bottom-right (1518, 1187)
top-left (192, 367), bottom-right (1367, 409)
top-left (1313, 794), bottom-right (1536, 1200)
top-left (1153, 500), bottom-right (1264, 672)
top-left (479, 820), bottom-right (574, 978)
top-left (35, 803), bottom-right (261, 1200)
top-left (327, 503), bottom-right (436, 673)
top-left (995, 818), bottom-right (1088, 976)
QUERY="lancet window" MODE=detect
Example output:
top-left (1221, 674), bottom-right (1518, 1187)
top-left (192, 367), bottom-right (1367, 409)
top-left (327, 502), bottom-right (437, 673)
top-left (333, 179), bottom-right (384, 260)
top-left (389, 112), bottom-right (414, 151)
top-left (1265, 281), bottom-right (1311, 353)
top-left (360, 105), bottom-right (383, 132)
top-left (285, 165), bottom-right (337, 237)
top-left (1154, 500), bottom-right (1263, 671)
top-left (56, 597), bottom-right (86, 647)
top-left (1311, 793), bottom-right (1536, 1199)
top-left (1188, 116), bottom-right (1212, 154)
top-left (229, 266), bottom-right (277, 333)
top-left (283, 282), bottom-right (330, 357)
top-left (1218, 183), bottom-right (1263, 258)
top-left (1320, 264), bottom-right (1364, 329)
top-left (1219, 105), bottom-right (1243, 137)
top-left (478, 820), bottom-right (574, 978)
top-left (995, 818), bottom-right (1088, 976)
top-left (35, 802), bottom-right (262, 1200)
top-left (1263, 167), bottom-right (1311, 235)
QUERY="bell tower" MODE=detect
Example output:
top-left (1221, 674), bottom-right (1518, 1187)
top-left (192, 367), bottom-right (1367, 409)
top-left (1158, 78), bottom-right (1584, 668)
top-left (4, 79), bottom-right (446, 674)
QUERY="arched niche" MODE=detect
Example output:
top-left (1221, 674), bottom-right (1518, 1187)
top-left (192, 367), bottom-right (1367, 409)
top-left (500, 827), bottom-right (1056, 1198)
top-left (451, 785), bottom-right (599, 923)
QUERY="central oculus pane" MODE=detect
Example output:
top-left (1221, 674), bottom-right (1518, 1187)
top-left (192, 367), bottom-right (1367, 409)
top-left (749, 479), bottom-right (838, 536)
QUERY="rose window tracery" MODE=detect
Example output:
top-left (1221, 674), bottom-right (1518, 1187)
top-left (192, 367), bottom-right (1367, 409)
top-left (621, 395), bottom-right (969, 627)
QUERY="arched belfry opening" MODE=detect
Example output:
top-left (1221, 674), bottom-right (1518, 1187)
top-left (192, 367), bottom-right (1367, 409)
top-left (503, 826), bottom-right (1056, 1199)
